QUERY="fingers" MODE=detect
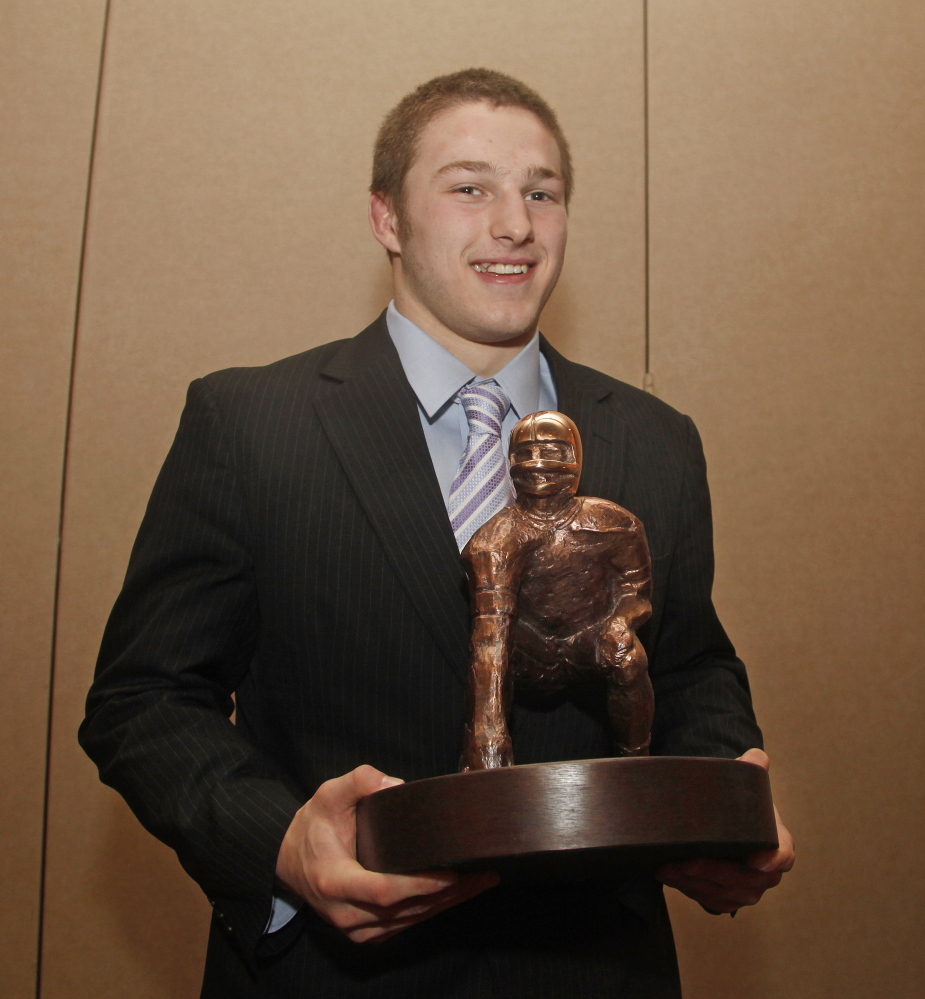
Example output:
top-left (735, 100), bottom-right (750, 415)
top-left (663, 858), bottom-right (782, 890)
top-left (334, 864), bottom-right (460, 909)
top-left (748, 806), bottom-right (795, 873)
top-left (325, 871), bottom-right (499, 943)
top-left (277, 765), bottom-right (500, 943)
top-left (657, 750), bottom-right (795, 914)
top-left (343, 871), bottom-right (501, 944)
top-left (735, 750), bottom-right (796, 873)
top-left (309, 866), bottom-right (457, 938)
top-left (656, 858), bottom-right (782, 913)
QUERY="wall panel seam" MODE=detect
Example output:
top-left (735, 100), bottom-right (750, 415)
top-left (36, 2), bottom-right (113, 995)
top-left (642, 0), bottom-right (653, 393)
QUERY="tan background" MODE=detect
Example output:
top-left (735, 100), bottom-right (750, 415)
top-left (2, 1), bottom-right (922, 996)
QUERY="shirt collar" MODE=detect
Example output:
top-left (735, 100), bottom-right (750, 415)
top-left (386, 301), bottom-right (543, 421)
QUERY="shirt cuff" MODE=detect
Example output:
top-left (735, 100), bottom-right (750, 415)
top-left (265, 890), bottom-right (302, 933)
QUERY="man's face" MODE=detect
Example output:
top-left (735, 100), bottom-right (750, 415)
top-left (374, 102), bottom-right (568, 345)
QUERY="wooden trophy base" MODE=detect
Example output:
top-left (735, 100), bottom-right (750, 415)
top-left (355, 757), bottom-right (777, 881)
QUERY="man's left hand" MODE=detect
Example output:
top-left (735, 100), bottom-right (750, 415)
top-left (655, 748), bottom-right (795, 914)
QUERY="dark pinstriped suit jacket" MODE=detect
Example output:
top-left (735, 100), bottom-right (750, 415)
top-left (80, 313), bottom-right (761, 998)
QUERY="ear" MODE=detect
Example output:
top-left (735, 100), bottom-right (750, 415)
top-left (368, 192), bottom-right (402, 255)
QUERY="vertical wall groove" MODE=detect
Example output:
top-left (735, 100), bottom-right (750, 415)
top-left (35, 3), bottom-right (112, 995)
top-left (642, 0), bottom-right (652, 388)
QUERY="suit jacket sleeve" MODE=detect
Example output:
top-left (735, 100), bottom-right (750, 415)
top-left (647, 415), bottom-right (763, 758)
top-left (79, 377), bottom-right (304, 952)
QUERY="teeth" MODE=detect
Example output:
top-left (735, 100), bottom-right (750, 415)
top-left (472, 263), bottom-right (530, 274)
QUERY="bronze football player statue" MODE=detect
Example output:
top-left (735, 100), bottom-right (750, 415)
top-left (357, 412), bottom-right (776, 872)
top-left (461, 411), bottom-right (654, 771)
top-left (357, 413), bottom-right (776, 871)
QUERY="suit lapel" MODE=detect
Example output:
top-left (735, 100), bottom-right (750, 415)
top-left (313, 324), bottom-right (630, 685)
top-left (314, 315), bottom-right (471, 682)
top-left (541, 338), bottom-right (628, 503)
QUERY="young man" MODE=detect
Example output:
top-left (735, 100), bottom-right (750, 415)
top-left (81, 69), bottom-right (792, 998)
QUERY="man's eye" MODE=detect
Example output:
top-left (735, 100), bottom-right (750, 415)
top-left (527, 191), bottom-right (552, 202)
top-left (455, 185), bottom-right (482, 196)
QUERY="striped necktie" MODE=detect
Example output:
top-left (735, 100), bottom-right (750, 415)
top-left (448, 381), bottom-right (514, 550)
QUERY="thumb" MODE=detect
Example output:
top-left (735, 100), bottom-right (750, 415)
top-left (737, 747), bottom-right (769, 771)
top-left (349, 764), bottom-right (405, 800)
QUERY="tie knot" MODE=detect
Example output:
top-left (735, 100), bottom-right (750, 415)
top-left (458, 382), bottom-right (510, 438)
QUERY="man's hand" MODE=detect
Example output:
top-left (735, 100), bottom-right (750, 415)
top-left (276, 765), bottom-right (499, 943)
top-left (655, 748), bottom-right (794, 914)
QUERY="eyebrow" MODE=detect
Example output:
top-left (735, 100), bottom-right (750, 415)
top-left (435, 160), bottom-right (562, 185)
top-left (436, 160), bottom-right (499, 178)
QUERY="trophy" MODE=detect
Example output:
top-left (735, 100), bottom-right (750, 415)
top-left (357, 412), bottom-right (776, 879)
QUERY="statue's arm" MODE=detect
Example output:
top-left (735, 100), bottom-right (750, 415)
top-left (460, 531), bottom-right (524, 769)
top-left (607, 513), bottom-right (654, 632)
top-left (467, 546), bottom-right (520, 663)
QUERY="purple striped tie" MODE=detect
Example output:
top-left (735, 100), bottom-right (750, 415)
top-left (448, 382), bottom-right (514, 550)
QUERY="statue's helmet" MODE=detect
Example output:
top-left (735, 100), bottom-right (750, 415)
top-left (508, 411), bottom-right (582, 495)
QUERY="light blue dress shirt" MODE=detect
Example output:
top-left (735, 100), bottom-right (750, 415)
top-left (267, 303), bottom-right (557, 933)
top-left (385, 300), bottom-right (557, 505)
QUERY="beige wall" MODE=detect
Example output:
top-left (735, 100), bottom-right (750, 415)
top-left (0, 2), bottom-right (108, 996)
top-left (2, 1), bottom-right (922, 996)
top-left (649, 5), bottom-right (925, 996)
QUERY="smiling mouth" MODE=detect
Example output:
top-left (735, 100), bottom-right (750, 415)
top-left (471, 262), bottom-right (533, 275)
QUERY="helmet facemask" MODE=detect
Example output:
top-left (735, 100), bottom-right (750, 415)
top-left (508, 412), bottom-right (582, 498)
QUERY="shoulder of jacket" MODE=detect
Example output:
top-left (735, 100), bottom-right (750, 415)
top-left (554, 354), bottom-right (695, 450)
top-left (200, 339), bottom-right (347, 391)
top-left (577, 361), bottom-right (687, 422)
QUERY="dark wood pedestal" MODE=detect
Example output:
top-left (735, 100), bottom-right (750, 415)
top-left (356, 757), bottom-right (777, 880)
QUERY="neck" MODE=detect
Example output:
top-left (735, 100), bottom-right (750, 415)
top-left (392, 291), bottom-right (535, 378)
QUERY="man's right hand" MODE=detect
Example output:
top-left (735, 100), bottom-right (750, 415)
top-left (276, 764), bottom-right (499, 943)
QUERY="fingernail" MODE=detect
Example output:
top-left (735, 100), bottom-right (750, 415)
top-left (379, 776), bottom-right (404, 789)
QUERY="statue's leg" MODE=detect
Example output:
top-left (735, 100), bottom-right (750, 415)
top-left (598, 617), bottom-right (654, 757)
top-left (461, 651), bottom-right (514, 771)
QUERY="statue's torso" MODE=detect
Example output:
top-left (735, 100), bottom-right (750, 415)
top-left (511, 496), bottom-right (647, 646)
top-left (517, 526), bottom-right (622, 635)
top-left (464, 496), bottom-right (650, 683)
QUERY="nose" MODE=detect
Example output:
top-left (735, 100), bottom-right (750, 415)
top-left (489, 190), bottom-right (534, 246)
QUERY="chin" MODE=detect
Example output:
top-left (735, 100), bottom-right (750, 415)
top-left (462, 310), bottom-right (539, 344)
